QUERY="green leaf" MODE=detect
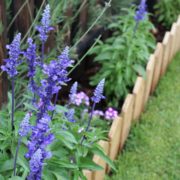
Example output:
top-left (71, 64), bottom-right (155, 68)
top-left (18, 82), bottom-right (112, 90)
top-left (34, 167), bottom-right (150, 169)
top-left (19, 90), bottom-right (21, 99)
top-left (79, 158), bottom-right (103, 171)
top-left (0, 174), bottom-right (5, 180)
top-left (91, 145), bottom-right (116, 171)
top-left (133, 64), bottom-right (146, 79)
top-left (0, 159), bottom-right (14, 172)
top-left (56, 130), bottom-right (77, 144)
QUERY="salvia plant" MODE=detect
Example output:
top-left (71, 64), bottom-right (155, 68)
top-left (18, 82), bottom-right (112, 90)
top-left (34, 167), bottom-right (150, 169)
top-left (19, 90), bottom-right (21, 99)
top-left (88, 0), bottom-right (155, 107)
top-left (154, 0), bottom-right (180, 28)
top-left (0, 4), bottom-right (115, 180)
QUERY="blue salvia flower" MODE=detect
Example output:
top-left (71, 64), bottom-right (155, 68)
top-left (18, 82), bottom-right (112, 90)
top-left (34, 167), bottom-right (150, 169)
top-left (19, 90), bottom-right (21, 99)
top-left (36, 4), bottom-right (54, 42)
top-left (26, 114), bottom-right (54, 165)
top-left (91, 79), bottom-right (105, 103)
top-left (25, 38), bottom-right (38, 78)
top-left (58, 46), bottom-right (74, 68)
top-left (134, 0), bottom-right (147, 23)
top-left (28, 148), bottom-right (43, 180)
top-left (18, 113), bottom-right (31, 137)
top-left (24, 38), bottom-right (39, 95)
top-left (65, 108), bottom-right (76, 123)
top-left (81, 79), bottom-right (105, 144)
top-left (69, 82), bottom-right (78, 104)
top-left (26, 47), bottom-right (73, 179)
top-left (1, 33), bottom-right (21, 77)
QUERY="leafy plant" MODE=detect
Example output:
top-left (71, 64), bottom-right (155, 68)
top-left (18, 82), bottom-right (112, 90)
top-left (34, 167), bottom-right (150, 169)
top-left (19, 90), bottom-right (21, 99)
top-left (89, 6), bottom-right (155, 107)
top-left (0, 4), bottom-right (115, 180)
top-left (154, 0), bottom-right (180, 28)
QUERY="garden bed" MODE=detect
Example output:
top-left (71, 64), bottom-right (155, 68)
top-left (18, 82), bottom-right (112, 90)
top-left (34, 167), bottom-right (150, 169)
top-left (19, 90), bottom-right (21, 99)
top-left (0, 1), bottom-right (180, 179)
top-left (83, 15), bottom-right (180, 180)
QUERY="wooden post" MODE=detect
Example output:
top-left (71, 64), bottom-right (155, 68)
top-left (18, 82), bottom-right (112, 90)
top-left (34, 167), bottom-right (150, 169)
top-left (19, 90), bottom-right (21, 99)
top-left (144, 54), bottom-right (155, 106)
top-left (13, 0), bottom-right (34, 36)
top-left (133, 77), bottom-right (145, 121)
top-left (176, 16), bottom-right (180, 51)
top-left (161, 32), bottom-right (171, 76)
top-left (120, 94), bottom-right (134, 148)
top-left (169, 23), bottom-right (177, 61)
top-left (0, 0), bottom-right (8, 107)
top-left (93, 140), bottom-right (109, 180)
top-left (108, 116), bottom-right (123, 160)
top-left (83, 170), bottom-right (93, 180)
top-left (151, 43), bottom-right (163, 93)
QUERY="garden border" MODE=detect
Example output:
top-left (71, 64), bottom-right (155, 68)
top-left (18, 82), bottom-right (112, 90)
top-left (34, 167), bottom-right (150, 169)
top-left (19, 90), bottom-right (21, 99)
top-left (84, 15), bottom-right (180, 180)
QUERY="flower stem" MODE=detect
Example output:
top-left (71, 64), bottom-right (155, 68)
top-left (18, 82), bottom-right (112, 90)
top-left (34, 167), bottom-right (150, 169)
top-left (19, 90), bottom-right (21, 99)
top-left (51, 92), bottom-right (58, 119)
top-left (11, 78), bottom-right (15, 131)
top-left (13, 137), bottom-right (22, 176)
top-left (80, 102), bottom-right (96, 145)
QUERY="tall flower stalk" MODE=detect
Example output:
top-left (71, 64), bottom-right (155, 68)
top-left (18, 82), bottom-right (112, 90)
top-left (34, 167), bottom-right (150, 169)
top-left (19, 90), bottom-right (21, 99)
top-left (1, 33), bottom-right (22, 130)
top-left (36, 4), bottom-right (53, 66)
top-left (81, 79), bottom-right (105, 145)
top-left (13, 113), bottom-right (31, 176)
top-left (134, 0), bottom-right (147, 34)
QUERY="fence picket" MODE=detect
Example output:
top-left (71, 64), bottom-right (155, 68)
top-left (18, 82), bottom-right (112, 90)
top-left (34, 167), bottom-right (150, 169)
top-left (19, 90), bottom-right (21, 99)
top-left (133, 77), bottom-right (145, 121)
top-left (151, 43), bottom-right (163, 93)
top-left (143, 56), bottom-right (155, 108)
top-left (108, 116), bottom-right (123, 160)
top-left (120, 94), bottom-right (134, 148)
top-left (93, 140), bottom-right (109, 180)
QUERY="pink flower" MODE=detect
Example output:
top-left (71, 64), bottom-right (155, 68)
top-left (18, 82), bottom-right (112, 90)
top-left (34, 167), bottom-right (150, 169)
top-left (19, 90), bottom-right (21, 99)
top-left (105, 107), bottom-right (118, 120)
top-left (72, 91), bottom-right (90, 106)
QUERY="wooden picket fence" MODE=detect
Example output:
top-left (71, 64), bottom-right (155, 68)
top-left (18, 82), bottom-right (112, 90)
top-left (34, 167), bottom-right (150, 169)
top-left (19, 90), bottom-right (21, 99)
top-left (83, 15), bottom-right (180, 180)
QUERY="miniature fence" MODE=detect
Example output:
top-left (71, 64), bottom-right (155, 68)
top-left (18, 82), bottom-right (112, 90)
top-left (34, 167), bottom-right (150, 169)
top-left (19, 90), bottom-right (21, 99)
top-left (84, 15), bottom-right (180, 180)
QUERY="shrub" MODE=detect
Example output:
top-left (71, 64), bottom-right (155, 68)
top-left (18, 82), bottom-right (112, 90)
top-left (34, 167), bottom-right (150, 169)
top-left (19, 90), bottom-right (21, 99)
top-left (89, 4), bottom-right (155, 107)
top-left (154, 0), bottom-right (180, 28)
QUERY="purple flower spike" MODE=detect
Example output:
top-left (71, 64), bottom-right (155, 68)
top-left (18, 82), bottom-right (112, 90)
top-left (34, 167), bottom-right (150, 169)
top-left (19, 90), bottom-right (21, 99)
top-left (25, 38), bottom-right (38, 78)
top-left (36, 4), bottom-right (54, 42)
top-left (105, 107), bottom-right (118, 120)
top-left (58, 46), bottom-right (74, 68)
top-left (18, 113), bottom-right (32, 137)
top-left (28, 148), bottom-right (43, 180)
top-left (91, 79), bottom-right (105, 103)
top-left (69, 82), bottom-right (78, 103)
top-left (25, 38), bottom-right (39, 95)
top-left (1, 33), bottom-right (21, 78)
top-left (134, 0), bottom-right (147, 23)
top-left (65, 109), bottom-right (76, 123)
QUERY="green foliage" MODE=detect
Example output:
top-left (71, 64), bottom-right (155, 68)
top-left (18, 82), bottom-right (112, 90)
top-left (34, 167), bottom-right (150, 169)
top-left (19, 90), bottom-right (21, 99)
top-left (89, 7), bottom-right (155, 107)
top-left (106, 53), bottom-right (180, 180)
top-left (154, 0), bottom-right (180, 28)
top-left (0, 101), bottom-right (115, 179)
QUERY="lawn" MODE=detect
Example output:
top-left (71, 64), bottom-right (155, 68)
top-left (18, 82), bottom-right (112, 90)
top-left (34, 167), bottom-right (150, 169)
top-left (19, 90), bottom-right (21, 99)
top-left (106, 53), bottom-right (180, 180)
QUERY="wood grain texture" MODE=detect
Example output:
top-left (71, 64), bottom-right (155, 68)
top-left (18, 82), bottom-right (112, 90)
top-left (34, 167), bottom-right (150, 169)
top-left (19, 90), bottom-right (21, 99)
top-left (144, 54), bottom-right (155, 106)
top-left (93, 140), bottom-right (109, 180)
top-left (108, 116), bottom-right (123, 160)
top-left (151, 43), bottom-right (163, 93)
top-left (161, 32), bottom-right (170, 76)
top-left (83, 170), bottom-right (93, 180)
top-left (120, 94), bottom-right (134, 148)
top-left (133, 77), bottom-right (145, 121)
top-left (169, 23), bottom-right (177, 61)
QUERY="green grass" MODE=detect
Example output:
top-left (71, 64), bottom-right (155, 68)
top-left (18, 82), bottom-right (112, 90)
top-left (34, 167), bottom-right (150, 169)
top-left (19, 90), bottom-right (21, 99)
top-left (106, 53), bottom-right (180, 180)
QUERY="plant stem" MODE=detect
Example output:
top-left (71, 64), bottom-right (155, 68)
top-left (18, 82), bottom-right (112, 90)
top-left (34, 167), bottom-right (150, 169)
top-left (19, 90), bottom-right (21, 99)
top-left (11, 78), bottom-right (15, 131)
top-left (80, 102), bottom-right (96, 145)
top-left (51, 92), bottom-right (58, 120)
top-left (13, 137), bottom-right (22, 176)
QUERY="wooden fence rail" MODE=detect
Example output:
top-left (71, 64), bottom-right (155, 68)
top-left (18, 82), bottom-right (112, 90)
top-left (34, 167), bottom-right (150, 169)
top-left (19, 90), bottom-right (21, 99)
top-left (84, 15), bottom-right (180, 180)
